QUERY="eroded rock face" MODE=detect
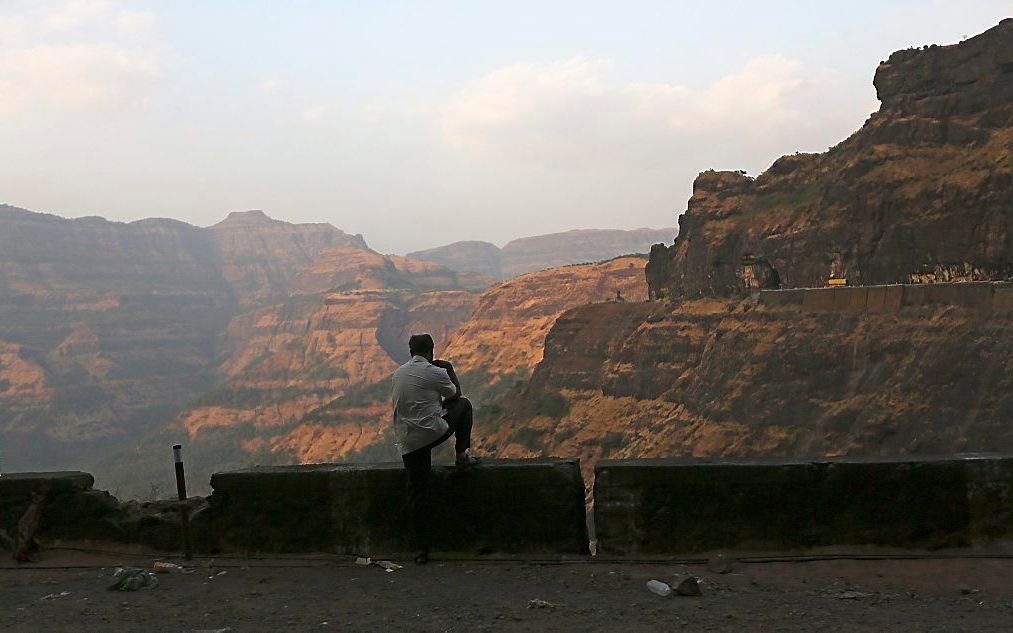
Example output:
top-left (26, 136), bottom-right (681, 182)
top-left (0, 207), bottom-right (237, 471)
top-left (444, 256), bottom-right (650, 381)
top-left (484, 293), bottom-right (1013, 474)
top-left (647, 19), bottom-right (1013, 299)
top-left (96, 248), bottom-right (480, 498)
top-left (209, 210), bottom-right (368, 305)
top-left (0, 206), bottom-right (477, 488)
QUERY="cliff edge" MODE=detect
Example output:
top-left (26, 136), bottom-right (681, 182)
top-left (647, 19), bottom-right (1013, 298)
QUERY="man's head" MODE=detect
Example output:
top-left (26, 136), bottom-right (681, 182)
top-left (408, 333), bottom-right (435, 360)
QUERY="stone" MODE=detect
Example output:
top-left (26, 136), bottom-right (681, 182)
top-left (672, 575), bottom-right (702, 596)
top-left (0, 472), bottom-right (94, 497)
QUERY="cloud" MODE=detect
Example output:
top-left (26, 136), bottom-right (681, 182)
top-left (0, 2), bottom-right (163, 116)
top-left (0, 15), bottom-right (28, 43)
top-left (44, 0), bottom-right (111, 30)
top-left (259, 79), bottom-right (285, 96)
top-left (301, 104), bottom-right (327, 122)
top-left (116, 11), bottom-right (156, 37)
top-left (0, 43), bottom-right (159, 114)
top-left (441, 54), bottom-right (873, 173)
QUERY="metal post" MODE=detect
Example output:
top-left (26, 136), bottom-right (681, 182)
top-left (173, 444), bottom-right (193, 560)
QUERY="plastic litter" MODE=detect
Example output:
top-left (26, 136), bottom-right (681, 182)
top-left (527, 598), bottom-right (561, 609)
top-left (40, 591), bottom-right (71, 600)
top-left (647, 579), bottom-right (672, 596)
top-left (153, 561), bottom-right (190, 574)
top-left (355, 557), bottom-right (402, 572)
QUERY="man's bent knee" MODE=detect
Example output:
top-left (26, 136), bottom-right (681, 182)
top-left (446, 396), bottom-right (472, 416)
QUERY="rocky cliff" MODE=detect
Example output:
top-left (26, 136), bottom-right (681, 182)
top-left (0, 206), bottom-right (234, 471)
top-left (477, 20), bottom-right (1013, 481)
top-left (482, 290), bottom-right (1013, 473)
top-left (0, 205), bottom-right (477, 483)
top-left (208, 210), bottom-right (367, 305)
top-left (442, 256), bottom-right (649, 380)
top-left (647, 19), bottom-right (1013, 298)
top-left (99, 255), bottom-right (651, 496)
top-left (409, 227), bottom-right (675, 279)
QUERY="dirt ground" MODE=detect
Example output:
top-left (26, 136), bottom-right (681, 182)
top-left (3, 546), bottom-right (1013, 632)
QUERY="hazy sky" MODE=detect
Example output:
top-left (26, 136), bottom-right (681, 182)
top-left (1, 1), bottom-right (1010, 253)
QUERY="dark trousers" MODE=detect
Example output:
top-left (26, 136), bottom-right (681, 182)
top-left (401, 397), bottom-right (473, 552)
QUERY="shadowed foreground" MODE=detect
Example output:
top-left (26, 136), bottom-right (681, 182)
top-left (3, 547), bottom-right (1013, 632)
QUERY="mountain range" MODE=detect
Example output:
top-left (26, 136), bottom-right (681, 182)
top-left (0, 204), bottom-right (663, 493)
top-left (408, 228), bottom-right (675, 279)
top-left (3, 20), bottom-right (1012, 498)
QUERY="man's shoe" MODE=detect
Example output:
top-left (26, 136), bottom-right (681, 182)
top-left (413, 550), bottom-right (429, 565)
top-left (455, 454), bottom-right (481, 469)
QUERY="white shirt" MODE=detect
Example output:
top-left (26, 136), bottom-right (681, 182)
top-left (391, 355), bottom-right (458, 455)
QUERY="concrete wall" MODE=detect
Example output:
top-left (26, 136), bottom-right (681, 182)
top-left (1, 460), bottom-right (589, 557)
top-left (759, 281), bottom-right (1013, 312)
top-left (205, 458), bottom-right (589, 556)
top-left (11, 455), bottom-right (1013, 557)
top-left (594, 455), bottom-right (1013, 555)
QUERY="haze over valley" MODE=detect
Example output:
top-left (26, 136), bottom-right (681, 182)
top-left (1, 3), bottom-right (1012, 500)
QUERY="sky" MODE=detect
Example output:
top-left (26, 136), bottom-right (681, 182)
top-left (0, 1), bottom-right (1010, 253)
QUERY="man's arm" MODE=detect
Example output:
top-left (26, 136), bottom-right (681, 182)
top-left (431, 359), bottom-right (461, 401)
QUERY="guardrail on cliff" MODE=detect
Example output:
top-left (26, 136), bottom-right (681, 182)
top-left (594, 455), bottom-right (1013, 555)
top-left (7, 454), bottom-right (1013, 557)
top-left (758, 281), bottom-right (1013, 312)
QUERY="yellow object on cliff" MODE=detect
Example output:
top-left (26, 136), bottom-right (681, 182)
top-left (827, 278), bottom-right (848, 286)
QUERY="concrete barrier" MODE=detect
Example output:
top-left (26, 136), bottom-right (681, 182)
top-left (996, 285), bottom-right (1013, 310)
top-left (760, 282), bottom-right (1011, 313)
top-left (593, 455), bottom-right (1013, 555)
top-left (207, 458), bottom-right (589, 556)
top-left (883, 284), bottom-right (905, 311)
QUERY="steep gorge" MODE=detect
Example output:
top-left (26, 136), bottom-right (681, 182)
top-left (0, 206), bottom-right (475, 481)
top-left (102, 255), bottom-right (652, 496)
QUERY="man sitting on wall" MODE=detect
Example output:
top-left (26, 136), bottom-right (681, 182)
top-left (391, 333), bottom-right (479, 564)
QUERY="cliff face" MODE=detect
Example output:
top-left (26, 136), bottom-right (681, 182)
top-left (647, 19), bottom-right (1013, 298)
top-left (409, 228), bottom-right (675, 279)
top-left (177, 256), bottom-right (479, 439)
top-left (483, 292), bottom-right (1013, 471)
top-left (0, 206), bottom-right (236, 469)
top-left (209, 210), bottom-right (368, 305)
top-left (478, 20), bottom-right (1013, 482)
top-left (93, 245), bottom-right (481, 496)
top-left (0, 205), bottom-right (477, 480)
top-left (443, 256), bottom-right (650, 380)
top-left (112, 255), bottom-right (652, 496)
